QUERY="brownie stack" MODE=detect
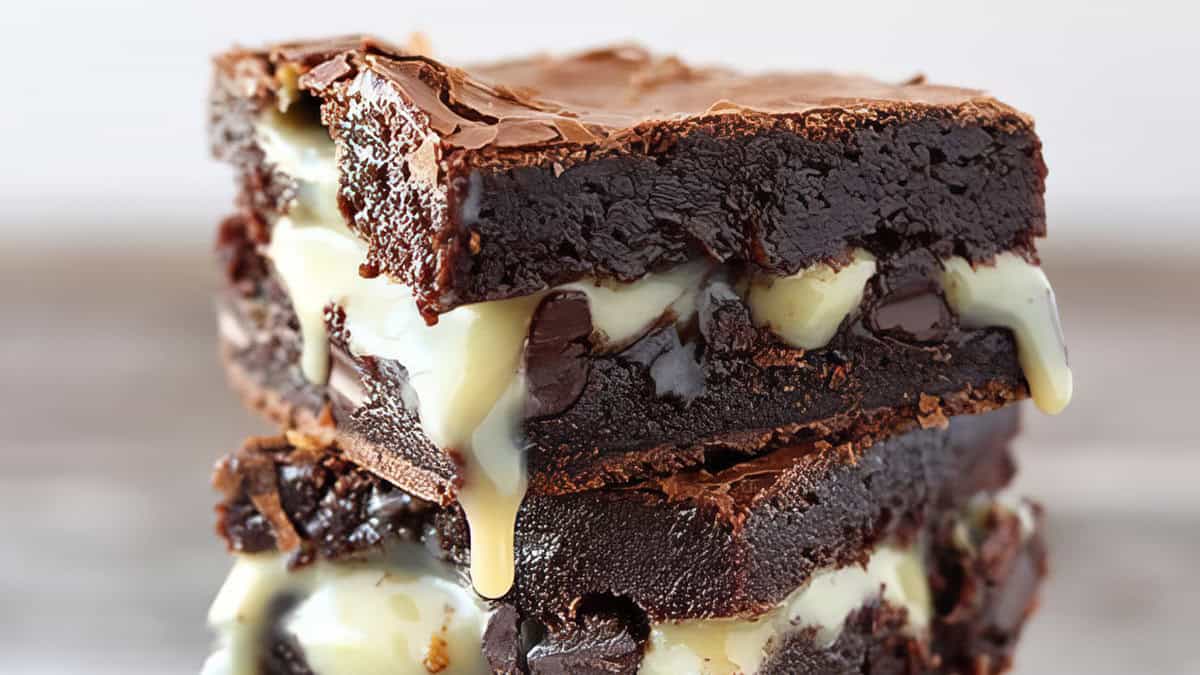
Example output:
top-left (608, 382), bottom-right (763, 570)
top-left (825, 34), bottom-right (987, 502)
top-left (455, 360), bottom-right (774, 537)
top-left (201, 35), bottom-right (1071, 675)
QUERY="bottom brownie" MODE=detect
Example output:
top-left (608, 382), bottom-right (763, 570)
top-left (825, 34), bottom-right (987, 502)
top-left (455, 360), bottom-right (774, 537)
top-left (202, 496), bottom-right (1044, 675)
top-left (213, 409), bottom-right (1020, 621)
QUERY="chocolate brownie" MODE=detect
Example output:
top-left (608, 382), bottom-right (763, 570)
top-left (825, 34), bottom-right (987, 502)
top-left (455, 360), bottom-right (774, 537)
top-left (200, 34), bottom-right (1063, 675)
top-left (215, 407), bottom-right (1019, 621)
top-left (246, 493), bottom-right (1045, 675)
top-left (211, 36), bottom-right (1046, 317)
top-left (218, 210), bottom-right (1027, 501)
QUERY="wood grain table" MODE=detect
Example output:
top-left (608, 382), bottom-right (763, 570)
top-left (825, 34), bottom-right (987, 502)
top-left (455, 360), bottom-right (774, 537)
top-left (1, 246), bottom-right (1196, 674)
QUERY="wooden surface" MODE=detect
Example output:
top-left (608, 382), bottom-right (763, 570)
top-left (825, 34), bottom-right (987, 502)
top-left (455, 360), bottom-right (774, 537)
top-left (1, 248), bottom-right (1196, 674)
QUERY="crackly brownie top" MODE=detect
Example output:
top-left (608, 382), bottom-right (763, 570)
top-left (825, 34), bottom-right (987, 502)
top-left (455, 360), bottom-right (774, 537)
top-left (224, 34), bottom-right (1030, 158)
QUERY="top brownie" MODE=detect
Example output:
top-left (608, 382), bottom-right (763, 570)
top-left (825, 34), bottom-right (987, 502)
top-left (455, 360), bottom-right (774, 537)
top-left (211, 35), bottom-right (1046, 318)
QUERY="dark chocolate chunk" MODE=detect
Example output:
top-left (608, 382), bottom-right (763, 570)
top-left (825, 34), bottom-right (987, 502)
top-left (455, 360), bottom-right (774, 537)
top-left (261, 594), bottom-right (315, 675)
top-left (483, 605), bottom-right (526, 675)
top-left (697, 277), bottom-right (756, 354)
top-left (524, 292), bottom-right (593, 419)
top-left (527, 613), bottom-right (643, 675)
top-left (872, 285), bottom-right (953, 343)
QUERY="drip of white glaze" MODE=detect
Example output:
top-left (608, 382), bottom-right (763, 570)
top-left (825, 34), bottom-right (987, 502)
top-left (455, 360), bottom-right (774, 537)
top-left (940, 253), bottom-right (1073, 414)
top-left (268, 215), bottom-right (705, 598)
top-left (258, 111), bottom-right (707, 599)
top-left (201, 549), bottom-right (491, 675)
top-left (639, 544), bottom-right (930, 675)
top-left (746, 250), bottom-right (877, 350)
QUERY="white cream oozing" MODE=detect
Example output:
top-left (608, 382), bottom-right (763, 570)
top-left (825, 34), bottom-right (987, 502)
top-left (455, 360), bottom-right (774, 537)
top-left (941, 254), bottom-right (1073, 414)
top-left (201, 550), bottom-right (491, 675)
top-left (268, 214), bottom-right (705, 598)
top-left (746, 250), bottom-right (877, 350)
top-left (258, 110), bottom-right (706, 599)
top-left (255, 108), bottom-right (343, 225)
top-left (639, 544), bottom-right (931, 675)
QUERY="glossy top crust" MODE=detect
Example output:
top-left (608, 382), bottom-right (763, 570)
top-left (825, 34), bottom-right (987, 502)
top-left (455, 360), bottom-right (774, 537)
top-left (222, 34), bottom-right (1032, 156)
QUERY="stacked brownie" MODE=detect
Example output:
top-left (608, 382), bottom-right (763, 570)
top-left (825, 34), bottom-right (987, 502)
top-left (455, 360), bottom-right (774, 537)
top-left (201, 35), bottom-right (1071, 675)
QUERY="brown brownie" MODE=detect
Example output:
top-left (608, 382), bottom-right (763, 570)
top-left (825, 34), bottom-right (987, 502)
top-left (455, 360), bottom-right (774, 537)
top-left (215, 407), bottom-right (1019, 621)
top-left (208, 35), bottom-right (1069, 604)
top-left (227, 459), bottom-right (1045, 674)
top-left (217, 211), bottom-right (1026, 501)
top-left (211, 36), bottom-right (1046, 318)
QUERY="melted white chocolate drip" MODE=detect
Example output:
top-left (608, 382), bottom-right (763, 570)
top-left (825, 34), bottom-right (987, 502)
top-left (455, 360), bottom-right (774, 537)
top-left (940, 253), bottom-right (1073, 414)
top-left (746, 250), bottom-right (877, 350)
top-left (639, 544), bottom-right (930, 675)
top-left (201, 550), bottom-right (491, 675)
top-left (258, 107), bottom-right (710, 599)
top-left (268, 215), bottom-right (705, 598)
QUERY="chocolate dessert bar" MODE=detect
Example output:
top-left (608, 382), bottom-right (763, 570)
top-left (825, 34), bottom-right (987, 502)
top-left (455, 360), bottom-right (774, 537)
top-left (210, 37), bottom-right (1072, 598)
top-left (203, 408), bottom-right (1044, 674)
top-left (212, 37), bottom-right (1050, 319)
top-left (200, 37), bottom-right (1067, 675)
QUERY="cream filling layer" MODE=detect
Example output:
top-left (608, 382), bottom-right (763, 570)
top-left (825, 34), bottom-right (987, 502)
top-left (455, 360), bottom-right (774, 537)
top-left (200, 543), bottom-right (930, 675)
top-left (638, 544), bottom-right (930, 675)
top-left (201, 549), bottom-right (491, 675)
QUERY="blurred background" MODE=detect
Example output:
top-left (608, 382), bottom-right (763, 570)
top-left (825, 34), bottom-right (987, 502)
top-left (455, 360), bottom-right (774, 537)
top-left (1, 1), bottom-right (1196, 673)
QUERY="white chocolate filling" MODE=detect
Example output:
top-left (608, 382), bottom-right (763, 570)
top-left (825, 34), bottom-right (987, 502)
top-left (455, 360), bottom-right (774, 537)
top-left (747, 250), bottom-right (877, 350)
top-left (201, 549), bottom-right (491, 675)
top-left (941, 254), bottom-right (1073, 414)
top-left (639, 544), bottom-right (930, 675)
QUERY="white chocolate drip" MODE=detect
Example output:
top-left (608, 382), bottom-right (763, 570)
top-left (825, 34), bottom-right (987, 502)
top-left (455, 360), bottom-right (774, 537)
top-left (268, 215), bottom-right (705, 598)
top-left (940, 253), bottom-right (1073, 414)
top-left (746, 250), bottom-right (877, 350)
top-left (258, 109), bottom-right (708, 599)
top-left (639, 544), bottom-right (930, 675)
top-left (201, 550), bottom-right (491, 675)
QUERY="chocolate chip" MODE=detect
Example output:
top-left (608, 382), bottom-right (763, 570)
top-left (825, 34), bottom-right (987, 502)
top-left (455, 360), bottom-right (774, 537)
top-left (524, 292), bottom-right (593, 419)
top-left (870, 283), bottom-right (953, 343)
